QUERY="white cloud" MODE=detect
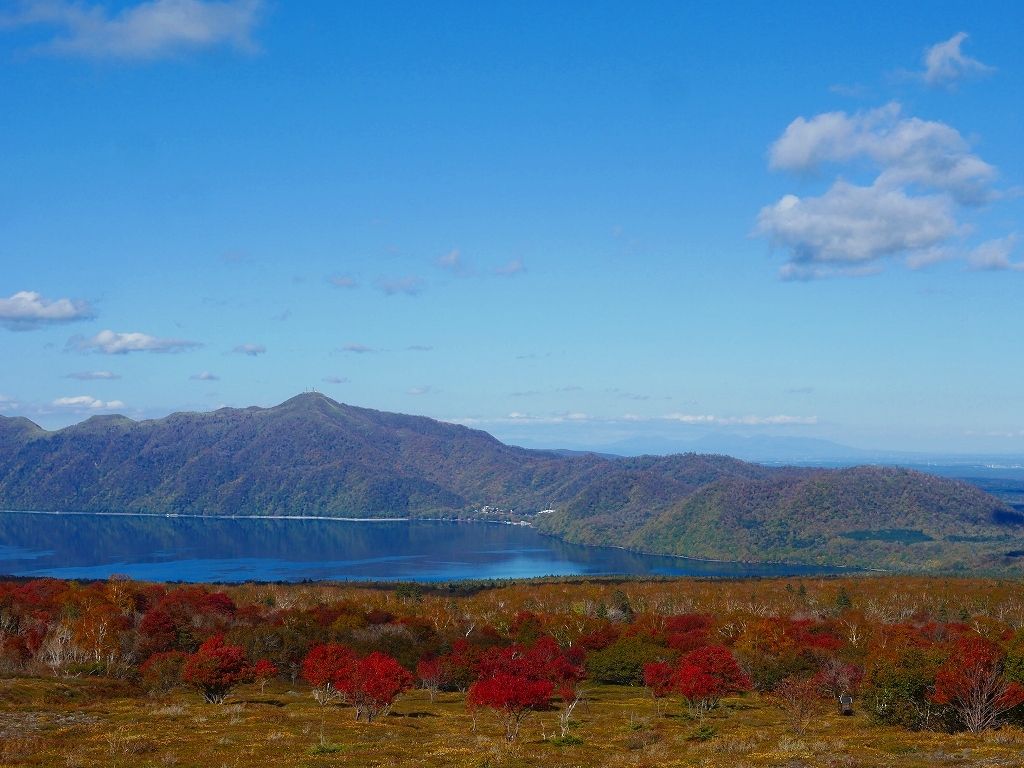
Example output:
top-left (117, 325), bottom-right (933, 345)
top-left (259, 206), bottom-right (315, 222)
top-left (0, 290), bottom-right (92, 331)
top-left (323, 375), bottom-right (349, 384)
top-left (231, 344), bottom-right (265, 356)
top-left (503, 412), bottom-right (592, 423)
top-left (0, 394), bottom-right (18, 410)
top-left (376, 276), bottom-right (424, 296)
top-left (408, 386), bottom-right (436, 395)
top-left (967, 234), bottom-right (1023, 272)
top-left (66, 370), bottom-right (121, 380)
top-left (435, 249), bottom-right (462, 269)
top-left (52, 395), bottom-right (125, 410)
top-left (1, 0), bottom-right (265, 60)
top-left (494, 259), bottom-right (525, 276)
top-left (664, 413), bottom-right (818, 425)
top-left (921, 32), bottom-right (994, 86)
top-left (758, 103), bottom-right (1006, 278)
top-left (757, 182), bottom-right (957, 278)
top-left (190, 370), bottom-right (219, 380)
top-left (768, 104), bottom-right (996, 205)
top-left (343, 343), bottom-right (376, 354)
top-left (68, 329), bottom-right (200, 354)
top-left (327, 274), bottom-right (357, 289)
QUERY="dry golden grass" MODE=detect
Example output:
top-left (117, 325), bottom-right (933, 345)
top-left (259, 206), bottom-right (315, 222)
top-left (2, 677), bottom-right (1024, 767)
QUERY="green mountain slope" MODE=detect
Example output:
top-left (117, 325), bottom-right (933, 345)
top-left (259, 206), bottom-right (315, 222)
top-left (623, 467), bottom-right (1022, 571)
top-left (1, 393), bottom-right (1022, 571)
top-left (0, 394), bottom-right (608, 516)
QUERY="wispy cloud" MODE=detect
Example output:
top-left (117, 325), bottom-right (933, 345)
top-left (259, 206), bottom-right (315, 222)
top-left (967, 234), bottom-right (1023, 271)
top-left (0, 394), bottom-right (19, 411)
top-left (407, 345), bottom-right (432, 351)
top-left (504, 411), bottom-right (591, 423)
top-left (435, 249), bottom-right (462, 269)
top-left (494, 259), bottom-right (525, 276)
top-left (68, 330), bottom-right (200, 354)
top-left (376, 276), bottom-right (424, 296)
top-left (787, 386), bottom-right (814, 394)
top-left (664, 413), bottom-right (818, 425)
top-left (327, 274), bottom-right (358, 289)
top-left (757, 103), bottom-right (1004, 278)
top-left (52, 395), bottom-right (125, 410)
top-left (0, 290), bottom-right (93, 331)
top-left (323, 375), bottom-right (349, 384)
top-left (230, 344), bottom-right (265, 356)
top-left (408, 386), bottom-right (436, 395)
top-left (343, 343), bottom-right (376, 354)
top-left (920, 32), bottom-right (994, 86)
top-left (66, 370), bottom-right (120, 380)
top-left (557, 385), bottom-right (583, 392)
top-left (190, 371), bottom-right (219, 380)
top-left (1, 0), bottom-right (265, 60)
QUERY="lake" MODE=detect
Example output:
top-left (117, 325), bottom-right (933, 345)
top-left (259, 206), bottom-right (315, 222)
top-left (0, 511), bottom-right (850, 583)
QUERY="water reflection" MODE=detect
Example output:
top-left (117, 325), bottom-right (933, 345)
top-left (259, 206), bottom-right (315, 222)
top-left (0, 511), bottom-right (850, 582)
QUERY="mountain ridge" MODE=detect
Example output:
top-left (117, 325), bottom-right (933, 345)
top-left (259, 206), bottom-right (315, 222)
top-left (1, 393), bottom-right (1022, 572)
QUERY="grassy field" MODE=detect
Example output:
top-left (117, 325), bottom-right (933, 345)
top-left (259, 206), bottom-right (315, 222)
top-left (3, 675), bottom-right (1024, 767)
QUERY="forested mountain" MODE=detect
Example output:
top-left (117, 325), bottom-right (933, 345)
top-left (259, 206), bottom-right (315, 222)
top-left (1, 392), bottom-right (1021, 571)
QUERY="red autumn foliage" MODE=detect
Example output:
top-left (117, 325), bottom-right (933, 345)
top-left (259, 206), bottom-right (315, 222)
top-left (643, 661), bottom-right (675, 699)
top-left (342, 651), bottom-right (414, 722)
top-left (657, 645), bottom-right (751, 716)
top-left (139, 609), bottom-right (177, 652)
top-left (930, 635), bottom-right (1024, 732)
top-left (181, 635), bottom-right (254, 704)
top-left (301, 643), bottom-right (358, 702)
top-left (253, 659), bottom-right (279, 693)
top-left (468, 673), bottom-right (555, 741)
top-left (416, 654), bottom-right (450, 702)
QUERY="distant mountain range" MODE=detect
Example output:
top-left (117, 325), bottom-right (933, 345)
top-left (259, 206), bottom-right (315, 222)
top-left (1, 393), bottom-right (1022, 572)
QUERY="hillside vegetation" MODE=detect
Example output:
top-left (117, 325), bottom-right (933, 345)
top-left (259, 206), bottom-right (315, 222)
top-left (1, 393), bottom-right (1023, 571)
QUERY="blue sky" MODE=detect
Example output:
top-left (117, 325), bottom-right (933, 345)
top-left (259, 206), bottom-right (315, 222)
top-left (0, 0), bottom-right (1022, 454)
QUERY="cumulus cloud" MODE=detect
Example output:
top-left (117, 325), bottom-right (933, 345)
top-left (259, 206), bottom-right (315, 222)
top-left (323, 375), bottom-right (349, 384)
top-left (494, 259), bottom-right (525, 276)
top-left (967, 234), bottom-right (1023, 271)
top-left (0, 290), bottom-right (93, 331)
top-left (68, 330), bottom-right (200, 354)
top-left (190, 371), bottom-right (219, 380)
top-left (66, 371), bottom-right (120, 380)
top-left (230, 344), bottom-right (265, 356)
top-left (664, 413), bottom-right (818, 425)
top-left (757, 103), bottom-right (1007, 278)
top-left (343, 343), bottom-right (376, 354)
top-left (52, 395), bottom-right (125, 410)
top-left (376, 276), bottom-right (424, 296)
top-left (921, 32), bottom-right (994, 86)
top-left (758, 183), bottom-right (958, 279)
top-left (0, 0), bottom-right (265, 60)
top-left (768, 104), bottom-right (996, 205)
top-left (327, 274), bottom-right (357, 289)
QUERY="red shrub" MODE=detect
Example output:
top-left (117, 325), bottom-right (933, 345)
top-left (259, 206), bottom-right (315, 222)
top-left (930, 635), bottom-right (1024, 732)
top-left (254, 659), bottom-right (279, 693)
top-left (181, 635), bottom-right (254, 704)
top-left (468, 672), bottom-right (555, 741)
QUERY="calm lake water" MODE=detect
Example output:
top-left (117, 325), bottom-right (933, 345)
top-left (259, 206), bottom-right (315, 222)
top-left (0, 511), bottom-right (849, 583)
